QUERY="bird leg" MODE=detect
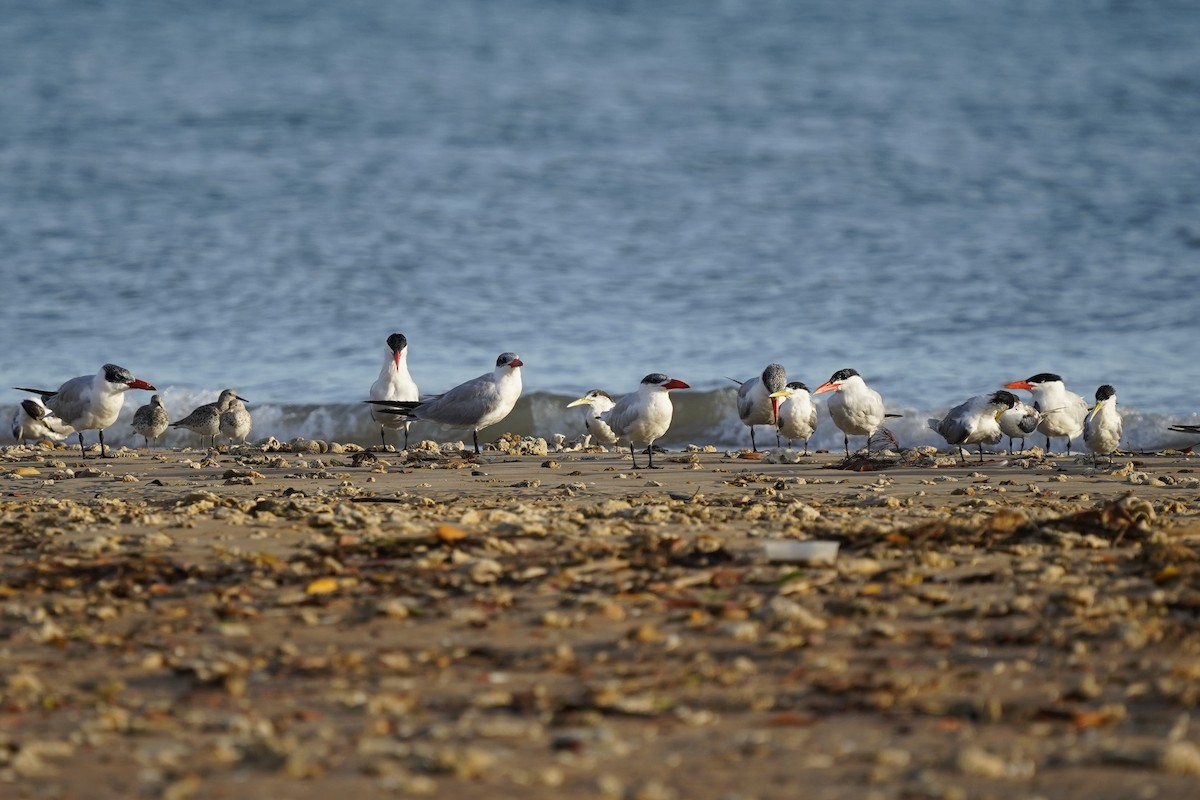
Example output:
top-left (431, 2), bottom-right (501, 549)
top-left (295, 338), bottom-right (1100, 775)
top-left (629, 441), bottom-right (640, 470)
top-left (403, 428), bottom-right (409, 451)
top-left (843, 434), bottom-right (850, 457)
top-left (977, 443), bottom-right (984, 463)
top-left (379, 426), bottom-right (387, 449)
top-left (472, 430), bottom-right (481, 455)
top-left (77, 432), bottom-right (88, 459)
top-left (750, 427), bottom-right (758, 452)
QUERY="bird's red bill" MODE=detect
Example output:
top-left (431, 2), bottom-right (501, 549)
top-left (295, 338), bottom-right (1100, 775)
top-left (128, 379), bottom-right (156, 391)
top-left (664, 379), bottom-right (689, 390)
top-left (1003, 380), bottom-right (1032, 390)
top-left (813, 381), bottom-right (837, 394)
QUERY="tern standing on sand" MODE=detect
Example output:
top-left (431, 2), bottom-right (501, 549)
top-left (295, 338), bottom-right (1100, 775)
top-left (16, 364), bottom-right (156, 458)
top-left (813, 368), bottom-right (887, 456)
top-left (172, 389), bottom-right (244, 448)
top-left (928, 390), bottom-right (1018, 463)
top-left (732, 363), bottom-right (787, 452)
top-left (369, 333), bottom-right (419, 450)
top-left (998, 400), bottom-right (1041, 454)
top-left (1003, 373), bottom-right (1087, 454)
top-left (769, 381), bottom-right (818, 454)
top-left (11, 398), bottom-right (67, 445)
top-left (132, 394), bottom-right (170, 448)
top-left (566, 389), bottom-right (619, 446)
top-left (368, 352), bottom-right (523, 455)
top-left (1083, 384), bottom-right (1122, 467)
top-left (601, 373), bottom-right (690, 469)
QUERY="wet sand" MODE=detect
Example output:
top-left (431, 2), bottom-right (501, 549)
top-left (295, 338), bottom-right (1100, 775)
top-left (2, 438), bottom-right (1200, 799)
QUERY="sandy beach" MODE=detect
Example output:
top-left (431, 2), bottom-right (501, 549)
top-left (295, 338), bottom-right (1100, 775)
top-left (2, 437), bottom-right (1199, 799)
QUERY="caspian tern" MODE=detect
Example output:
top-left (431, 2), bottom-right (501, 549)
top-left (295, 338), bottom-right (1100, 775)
top-left (11, 398), bottom-right (67, 445)
top-left (15, 364), bottom-right (156, 458)
top-left (731, 363), bottom-right (787, 451)
top-left (368, 352), bottom-right (523, 455)
top-left (998, 400), bottom-right (1041, 454)
top-left (171, 389), bottom-right (245, 448)
top-left (769, 381), bottom-right (817, 454)
top-left (600, 373), bottom-right (689, 469)
top-left (565, 389), bottom-right (619, 445)
top-left (131, 394), bottom-right (170, 448)
top-left (369, 333), bottom-right (419, 450)
top-left (1002, 373), bottom-right (1087, 454)
top-left (813, 369), bottom-right (890, 456)
top-left (1083, 384), bottom-right (1122, 467)
top-left (220, 395), bottom-right (253, 446)
top-left (928, 390), bottom-right (1018, 463)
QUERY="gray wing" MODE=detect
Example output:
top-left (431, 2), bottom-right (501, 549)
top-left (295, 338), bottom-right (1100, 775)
top-left (735, 377), bottom-right (758, 421)
top-left (936, 401), bottom-right (972, 445)
top-left (42, 375), bottom-right (92, 421)
top-left (600, 394), bottom-right (638, 437)
top-left (416, 373), bottom-right (500, 426)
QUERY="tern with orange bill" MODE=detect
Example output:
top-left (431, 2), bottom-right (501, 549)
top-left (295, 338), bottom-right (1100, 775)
top-left (15, 363), bottom-right (156, 458)
top-left (1002, 373), bottom-right (1087, 454)
top-left (813, 368), bottom-right (893, 456)
top-left (601, 373), bottom-right (689, 469)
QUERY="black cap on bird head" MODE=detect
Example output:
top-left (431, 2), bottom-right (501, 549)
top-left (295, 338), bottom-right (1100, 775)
top-left (103, 364), bottom-right (134, 384)
top-left (1095, 384), bottom-right (1116, 402)
top-left (989, 390), bottom-right (1019, 409)
top-left (829, 368), bottom-right (860, 383)
top-left (386, 333), bottom-right (408, 353)
top-left (786, 381), bottom-right (809, 392)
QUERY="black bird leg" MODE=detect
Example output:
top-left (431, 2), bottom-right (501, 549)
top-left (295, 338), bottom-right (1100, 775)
top-left (77, 432), bottom-right (88, 459)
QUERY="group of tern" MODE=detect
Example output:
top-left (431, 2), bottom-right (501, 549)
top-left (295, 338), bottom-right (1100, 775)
top-left (2, 335), bottom-right (1184, 468)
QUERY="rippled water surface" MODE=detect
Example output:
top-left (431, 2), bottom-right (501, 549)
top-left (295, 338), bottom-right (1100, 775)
top-left (4, 0), bottom-right (1199, 447)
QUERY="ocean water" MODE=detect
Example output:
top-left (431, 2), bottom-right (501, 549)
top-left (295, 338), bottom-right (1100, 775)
top-left (3, 0), bottom-right (1200, 451)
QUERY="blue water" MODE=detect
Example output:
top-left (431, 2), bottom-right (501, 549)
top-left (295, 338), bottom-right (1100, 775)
top-left (4, 0), bottom-right (1200, 449)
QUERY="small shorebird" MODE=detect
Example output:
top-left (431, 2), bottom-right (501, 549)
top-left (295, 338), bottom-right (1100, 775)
top-left (1083, 384), bottom-right (1122, 467)
top-left (998, 400), bottom-right (1041, 454)
top-left (15, 364), bottom-right (156, 458)
top-left (1002, 373), bottom-right (1087, 454)
top-left (131, 394), bottom-right (170, 448)
top-left (220, 395), bottom-right (253, 446)
top-left (10, 398), bottom-right (67, 445)
top-left (928, 390), bottom-right (1018, 463)
top-left (368, 332), bottom-right (419, 449)
top-left (601, 373), bottom-right (689, 469)
top-left (566, 389), bottom-right (619, 445)
top-left (769, 381), bottom-right (818, 454)
top-left (731, 363), bottom-right (787, 451)
top-left (172, 389), bottom-right (245, 448)
top-left (368, 352), bottom-right (523, 455)
top-left (813, 368), bottom-right (890, 456)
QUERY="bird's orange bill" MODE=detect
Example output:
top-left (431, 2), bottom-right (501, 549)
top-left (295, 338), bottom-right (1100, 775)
top-left (1003, 380), bottom-right (1033, 390)
top-left (813, 381), bottom-right (837, 394)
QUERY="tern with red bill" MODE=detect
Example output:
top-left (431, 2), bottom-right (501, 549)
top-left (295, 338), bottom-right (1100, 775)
top-left (368, 332), bottom-right (419, 450)
top-left (730, 363), bottom-right (787, 452)
top-left (928, 390), bottom-right (1018, 463)
top-left (601, 373), bottom-right (690, 469)
top-left (1002, 373), bottom-right (1087, 454)
top-left (769, 381), bottom-right (818, 454)
top-left (813, 368), bottom-right (891, 456)
top-left (15, 363), bottom-right (156, 458)
top-left (1083, 384), bottom-right (1122, 467)
top-left (368, 352), bottom-right (523, 454)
